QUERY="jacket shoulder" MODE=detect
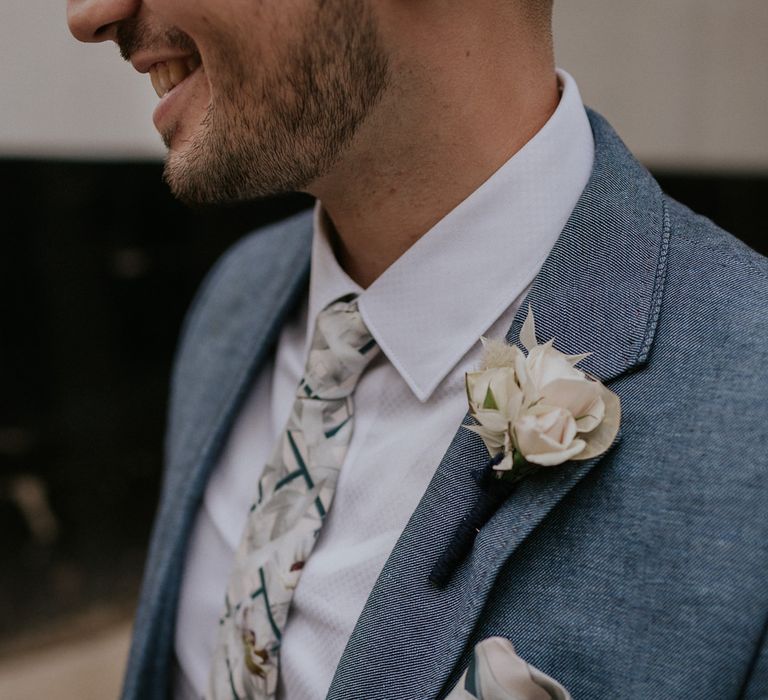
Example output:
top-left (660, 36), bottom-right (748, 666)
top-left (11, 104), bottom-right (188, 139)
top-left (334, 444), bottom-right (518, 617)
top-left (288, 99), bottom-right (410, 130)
top-left (664, 195), bottom-right (767, 291)
top-left (645, 194), bottom-right (768, 444)
top-left (662, 195), bottom-right (768, 330)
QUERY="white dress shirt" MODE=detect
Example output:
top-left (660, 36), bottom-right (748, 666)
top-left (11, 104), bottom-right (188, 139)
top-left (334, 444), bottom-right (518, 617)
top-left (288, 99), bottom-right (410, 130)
top-left (174, 69), bottom-right (594, 700)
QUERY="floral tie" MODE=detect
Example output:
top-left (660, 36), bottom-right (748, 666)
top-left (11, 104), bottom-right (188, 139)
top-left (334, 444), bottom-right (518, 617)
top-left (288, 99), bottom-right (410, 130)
top-left (207, 295), bottom-right (379, 700)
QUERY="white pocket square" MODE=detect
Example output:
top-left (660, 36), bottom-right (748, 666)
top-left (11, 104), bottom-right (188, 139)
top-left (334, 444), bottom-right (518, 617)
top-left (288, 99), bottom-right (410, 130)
top-left (446, 637), bottom-right (572, 700)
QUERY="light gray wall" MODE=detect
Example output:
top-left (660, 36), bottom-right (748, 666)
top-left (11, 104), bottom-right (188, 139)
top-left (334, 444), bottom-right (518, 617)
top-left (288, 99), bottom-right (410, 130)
top-left (1, 1), bottom-right (767, 168)
top-left (0, 1), bottom-right (160, 159)
top-left (554, 0), bottom-right (768, 171)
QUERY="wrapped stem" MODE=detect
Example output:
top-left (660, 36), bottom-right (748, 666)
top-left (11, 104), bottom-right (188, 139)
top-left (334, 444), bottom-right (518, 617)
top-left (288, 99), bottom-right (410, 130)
top-left (429, 452), bottom-right (536, 588)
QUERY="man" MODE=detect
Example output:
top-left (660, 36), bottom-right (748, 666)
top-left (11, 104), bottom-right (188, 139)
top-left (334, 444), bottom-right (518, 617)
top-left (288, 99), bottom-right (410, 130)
top-left (67, 1), bottom-right (768, 699)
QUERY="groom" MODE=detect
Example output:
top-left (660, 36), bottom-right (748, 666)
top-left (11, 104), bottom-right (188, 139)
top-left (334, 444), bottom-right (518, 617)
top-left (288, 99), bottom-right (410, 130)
top-left (67, 1), bottom-right (768, 698)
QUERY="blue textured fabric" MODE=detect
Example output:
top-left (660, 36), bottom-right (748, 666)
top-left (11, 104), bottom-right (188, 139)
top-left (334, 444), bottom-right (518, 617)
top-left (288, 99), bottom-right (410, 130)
top-left (120, 111), bottom-right (768, 700)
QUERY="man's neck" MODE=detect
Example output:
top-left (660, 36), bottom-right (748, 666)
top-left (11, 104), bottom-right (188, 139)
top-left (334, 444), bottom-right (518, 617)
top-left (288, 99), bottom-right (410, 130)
top-left (306, 15), bottom-right (559, 289)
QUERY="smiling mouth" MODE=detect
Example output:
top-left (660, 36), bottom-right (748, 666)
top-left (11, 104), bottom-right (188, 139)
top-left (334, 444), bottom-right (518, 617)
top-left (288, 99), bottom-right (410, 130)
top-left (149, 54), bottom-right (202, 98)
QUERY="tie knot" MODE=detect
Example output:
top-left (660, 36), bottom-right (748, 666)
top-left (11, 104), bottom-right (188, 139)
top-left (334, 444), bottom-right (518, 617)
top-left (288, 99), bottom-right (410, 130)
top-left (299, 295), bottom-right (380, 400)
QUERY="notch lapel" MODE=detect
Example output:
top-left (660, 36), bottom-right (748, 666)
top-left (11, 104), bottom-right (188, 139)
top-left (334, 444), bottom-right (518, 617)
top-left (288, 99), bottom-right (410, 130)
top-left (122, 211), bottom-right (313, 700)
top-left (326, 110), bottom-right (672, 700)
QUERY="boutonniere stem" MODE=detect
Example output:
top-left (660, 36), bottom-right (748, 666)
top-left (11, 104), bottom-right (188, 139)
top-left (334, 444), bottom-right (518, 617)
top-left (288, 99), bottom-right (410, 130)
top-left (429, 453), bottom-right (538, 587)
top-left (428, 306), bottom-right (621, 589)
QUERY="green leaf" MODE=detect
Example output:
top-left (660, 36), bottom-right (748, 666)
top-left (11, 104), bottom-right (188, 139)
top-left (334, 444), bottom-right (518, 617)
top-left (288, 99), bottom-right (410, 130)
top-left (482, 386), bottom-right (498, 410)
top-left (500, 451), bottom-right (538, 483)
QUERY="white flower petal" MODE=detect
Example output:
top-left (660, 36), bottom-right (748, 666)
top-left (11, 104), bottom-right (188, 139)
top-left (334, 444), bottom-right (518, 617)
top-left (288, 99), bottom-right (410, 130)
top-left (575, 383), bottom-right (621, 460)
top-left (514, 406), bottom-right (579, 465)
top-left (538, 377), bottom-right (604, 432)
top-left (479, 337), bottom-right (522, 371)
top-left (527, 345), bottom-right (585, 391)
top-left (471, 409), bottom-right (510, 434)
top-left (463, 424), bottom-right (506, 455)
top-left (566, 351), bottom-right (592, 366)
top-left (575, 394), bottom-right (605, 433)
top-left (526, 438), bottom-right (587, 466)
top-left (466, 368), bottom-right (523, 425)
top-left (520, 304), bottom-right (538, 352)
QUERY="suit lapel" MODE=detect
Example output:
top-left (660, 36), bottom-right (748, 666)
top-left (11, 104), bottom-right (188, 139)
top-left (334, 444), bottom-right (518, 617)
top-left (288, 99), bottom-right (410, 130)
top-left (326, 110), bottom-right (672, 700)
top-left (122, 211), bottom-right (313, 700)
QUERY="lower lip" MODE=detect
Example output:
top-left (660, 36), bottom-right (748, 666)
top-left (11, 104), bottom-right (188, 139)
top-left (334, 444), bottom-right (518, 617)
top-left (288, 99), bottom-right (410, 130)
top-left (152, 65), bottom-right (205, 136)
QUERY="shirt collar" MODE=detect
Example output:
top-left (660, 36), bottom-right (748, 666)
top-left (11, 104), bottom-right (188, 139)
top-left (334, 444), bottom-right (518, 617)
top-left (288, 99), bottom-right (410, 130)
top-left (308, 69), bottom-right (594, 402)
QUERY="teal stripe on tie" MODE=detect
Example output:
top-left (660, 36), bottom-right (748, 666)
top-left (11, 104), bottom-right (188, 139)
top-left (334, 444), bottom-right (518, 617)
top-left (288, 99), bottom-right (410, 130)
top-left (258, 567), bottom-right (282, 641)
top-left (252, 482), bottom-right (264, 510)
top-left (286, 430), bottom-right (326, 518)
top-left (226, 656), bottom-right (239, 700)
top-left (274, 469), bottom-right (304, 492)
top-left (324, 415), bottom-right (351, 439)
top-left (285, 431), bottom-right (315, 490)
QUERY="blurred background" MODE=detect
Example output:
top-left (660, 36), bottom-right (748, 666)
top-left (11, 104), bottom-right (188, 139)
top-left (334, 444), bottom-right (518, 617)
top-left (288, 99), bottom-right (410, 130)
top-left (0, 1), bottom-right (766, 698)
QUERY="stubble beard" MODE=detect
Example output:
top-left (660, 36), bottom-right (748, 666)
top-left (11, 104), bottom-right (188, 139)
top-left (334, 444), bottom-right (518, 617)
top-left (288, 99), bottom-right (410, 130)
top-left (163, 1), bottom-right (390, 206)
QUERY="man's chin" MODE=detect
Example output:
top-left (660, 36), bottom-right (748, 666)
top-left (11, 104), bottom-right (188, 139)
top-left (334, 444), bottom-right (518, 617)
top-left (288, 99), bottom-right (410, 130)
top-left (159, 122), bottom-right (326, 205)
top-left (162, 150), bottom-right (252, 206)
top-left (163, 165), bottom-right (211, 207)
top-left (162, 149), bottom-right (212, 206)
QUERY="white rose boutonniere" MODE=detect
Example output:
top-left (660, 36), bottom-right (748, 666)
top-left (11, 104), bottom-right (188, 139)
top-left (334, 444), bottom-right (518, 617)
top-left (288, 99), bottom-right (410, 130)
top-left (466, 305), bottom-right (620, 473)
top-left (430, 306), bottom-right (621, 588)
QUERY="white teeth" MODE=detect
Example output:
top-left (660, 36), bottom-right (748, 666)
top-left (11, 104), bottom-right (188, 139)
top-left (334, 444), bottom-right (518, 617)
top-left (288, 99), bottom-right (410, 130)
top-left (168, 59), bottom-right (188, 88)
top-left (157, 63), bottom-right (171, 92)
top-left (148, 55), bottom-right (200, 99)
top-left (149, 68), bottom-right (163, 98)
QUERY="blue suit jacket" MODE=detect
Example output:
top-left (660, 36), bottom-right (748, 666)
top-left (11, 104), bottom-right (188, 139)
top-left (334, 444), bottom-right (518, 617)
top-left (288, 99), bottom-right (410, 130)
top-left (121, 111), bottom-right (768, 699)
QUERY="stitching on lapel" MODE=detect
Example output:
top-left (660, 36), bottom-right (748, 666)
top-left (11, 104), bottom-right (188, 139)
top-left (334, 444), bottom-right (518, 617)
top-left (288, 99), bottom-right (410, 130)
top-left (638, 197), bottom-right (672, 362)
